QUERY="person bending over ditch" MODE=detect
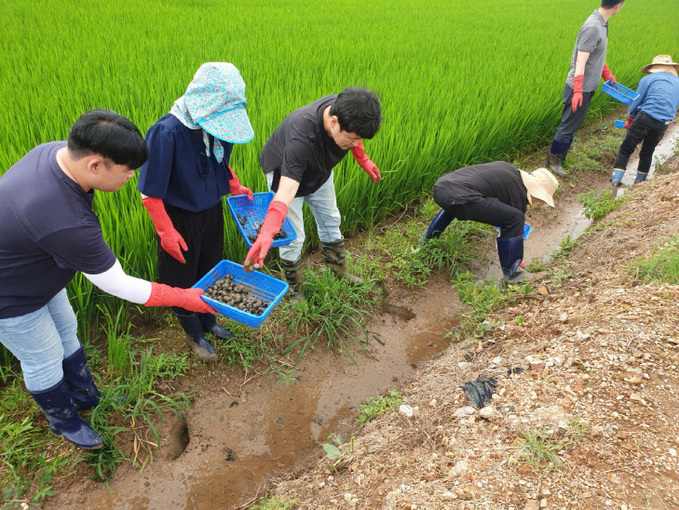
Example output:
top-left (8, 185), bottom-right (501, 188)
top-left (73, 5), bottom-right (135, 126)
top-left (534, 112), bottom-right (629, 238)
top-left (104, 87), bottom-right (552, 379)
top-left (611, 55), bottom-right (679, 187)
top-left (138, 62), bottom-right (255, 361)
top-left (242, 87), bottom-right (382, 302)
top-left (0, 110), bottom-right (216, 450)
top-left (422, 162), bottom-right (558, 286)
top-left (547, 0), bottom-right (625, 177)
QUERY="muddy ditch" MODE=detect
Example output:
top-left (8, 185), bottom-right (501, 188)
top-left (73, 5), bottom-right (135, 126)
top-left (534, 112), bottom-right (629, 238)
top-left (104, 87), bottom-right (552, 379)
top-left (46, 123), bottom-right (678, 509)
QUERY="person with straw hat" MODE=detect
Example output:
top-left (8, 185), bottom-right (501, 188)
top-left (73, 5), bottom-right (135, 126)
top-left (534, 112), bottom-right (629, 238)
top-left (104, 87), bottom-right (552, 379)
top-left (422, 162), bottom-right (558, 286)
top-left (138, 62), bottom-right (255, 361)
top-left (611, 55), bottom-right (679, 187)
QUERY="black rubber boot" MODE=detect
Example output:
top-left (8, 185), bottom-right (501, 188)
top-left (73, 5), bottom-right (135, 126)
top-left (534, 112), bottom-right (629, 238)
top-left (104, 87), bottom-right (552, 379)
top-left (198, 313), bottom-right (233, 340)
top-left (321, 240), bottom-right (363, 285)
top-left (496, 236), bottom-right (526, 286)
top-left (422, 209), bottom-right (453, 241)
top-left (175, 313), bottom-right (219, 362)
top-left (62, 347), bottom-right (101, 411)
top-left (547, 139), bottom-right (572, 177)
top-left (280, 257), bottom-right (306, 304)
top-left (30, 379), bottom-right (104, 450)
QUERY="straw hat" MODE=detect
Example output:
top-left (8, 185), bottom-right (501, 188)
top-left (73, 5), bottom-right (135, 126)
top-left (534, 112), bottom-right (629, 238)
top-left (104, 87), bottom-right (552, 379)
top-left (642, 55), bottom-right (679, 75)
top-left (519, 168), bottom-right (558, 207)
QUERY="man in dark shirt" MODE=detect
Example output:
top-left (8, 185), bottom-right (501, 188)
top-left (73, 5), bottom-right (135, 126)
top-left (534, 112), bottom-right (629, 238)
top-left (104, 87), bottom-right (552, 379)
top-left (423, 162), bottom-right (558, 285)
top-left (0, 110), bottom-right (215, 450)
top-left (244, 88), bottom-right (382, 301)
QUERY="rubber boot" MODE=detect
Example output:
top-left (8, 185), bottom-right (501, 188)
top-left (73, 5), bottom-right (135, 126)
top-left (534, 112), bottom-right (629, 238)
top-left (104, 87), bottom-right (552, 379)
top-left (322, 240), bottom-right (363, 285)
top-left (198, 313), bottom-right (233, 340)
top-left (611, 168), bottom-right (626, 188)
top-left (175, 313), bottom-right (219, 362)
top-left (62, 347), bottom-right (100, 411)
top-left (422, 209), bottom-right (454, 241)
top-left (280, 257), bottom-right (306, 304)
top-left (30, 379), bottom-right (104, 449)
top-left (496, 236), bottom-right (526, 286)
top-left (547, 139), bottom-right (571, 177)
top-left (635, 171), bottom-right (648, 183)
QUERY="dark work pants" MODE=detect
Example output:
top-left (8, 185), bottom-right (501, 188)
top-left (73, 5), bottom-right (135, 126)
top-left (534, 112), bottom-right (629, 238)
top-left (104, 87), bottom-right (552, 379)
top-left (613, 111), bottom-right (669, 174)
top-left (434, 195), bottom-right (524, 238)
top-left (158, 202), bottom-right (224, 314)
top-left (553, 84), bottom-right (596, 144)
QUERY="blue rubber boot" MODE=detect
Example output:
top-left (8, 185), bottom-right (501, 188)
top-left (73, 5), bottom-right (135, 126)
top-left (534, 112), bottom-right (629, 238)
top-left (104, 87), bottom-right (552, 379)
top-left (62, 347), bottom-right (101, 411)
top-left (611, 168), bottom-right (626, 187)
top-left (198, 313), bottom-right (233, 340)
top-left (497, 236), bottom-right (525, 286)
top-left (176, 313), bottom-right (219, 362)
top-left (635, 171), bottom-right (648, 183)
top-left (423, 209), bottom-right (454, 241)
top-left (30, 379), bottom-right (104, 449)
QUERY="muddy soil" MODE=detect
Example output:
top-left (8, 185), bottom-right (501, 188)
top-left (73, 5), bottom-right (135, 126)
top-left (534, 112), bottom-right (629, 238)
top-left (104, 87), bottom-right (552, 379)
top-left (45, 120), bottom-right (678, 509)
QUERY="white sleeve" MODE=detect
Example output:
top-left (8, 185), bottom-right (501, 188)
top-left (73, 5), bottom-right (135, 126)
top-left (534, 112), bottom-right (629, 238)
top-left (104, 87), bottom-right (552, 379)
top-left (83, 260), bottom-right (153, 304)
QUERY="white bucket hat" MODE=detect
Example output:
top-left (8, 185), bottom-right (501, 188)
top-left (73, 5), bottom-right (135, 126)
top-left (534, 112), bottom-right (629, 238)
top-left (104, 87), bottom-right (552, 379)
top-left (642, 55), bottom-right (679, 76)
top-left (519, 168), bottom-right (558, 207)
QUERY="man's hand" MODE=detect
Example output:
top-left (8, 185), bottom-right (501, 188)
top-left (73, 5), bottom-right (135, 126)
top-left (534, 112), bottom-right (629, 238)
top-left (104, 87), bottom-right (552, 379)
top-left (571, 74), bottom-right (584, 112)
top-left (350, 142), bottom-right (381, 183)
top-left (602, 63), bottom-right (616, 85)
top-left (142, 197), bottom-right (188, 263)
top-left (243, 200), bottom-right (289, 270)
top-left (144, 283), bottom-right (216, 314)
top-left (623, 115), bottom-right (634, 129)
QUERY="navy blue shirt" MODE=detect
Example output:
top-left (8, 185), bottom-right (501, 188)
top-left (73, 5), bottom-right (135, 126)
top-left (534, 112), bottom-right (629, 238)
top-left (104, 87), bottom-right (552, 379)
top-left (138, 114), bottom-right (235, 212)
top-left (260, 95), bottom-right (348, 197)
top-left (629, 72), bottom-right (679, 122)
top-left (0, 142), bottom-right (116, 319)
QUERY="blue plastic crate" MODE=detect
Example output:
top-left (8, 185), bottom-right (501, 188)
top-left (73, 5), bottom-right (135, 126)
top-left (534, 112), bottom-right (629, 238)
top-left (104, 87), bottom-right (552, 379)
top-left (494, 223), bottom-right (532, 240)
top-left (227, 191), bottom-right (297, 248)
top-left (601, 80), bottom-right (639, 105)
top-left (193, 260), bottom-right (289, 328)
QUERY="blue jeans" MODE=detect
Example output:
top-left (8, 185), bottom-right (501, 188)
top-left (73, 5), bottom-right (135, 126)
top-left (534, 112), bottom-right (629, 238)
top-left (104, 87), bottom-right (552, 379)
top-left (266, 172), bottom-right (343, 262)
top-left (0, 289), bottom-right (81, 392)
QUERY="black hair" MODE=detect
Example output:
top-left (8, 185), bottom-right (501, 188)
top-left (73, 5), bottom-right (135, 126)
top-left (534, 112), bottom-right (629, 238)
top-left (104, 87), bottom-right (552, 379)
top-left (601, 0), bottom-right (624, 8)
top-left (67, 109), bottom-right (148, 169)
top-left (329, 87), bottom-right (381, 139)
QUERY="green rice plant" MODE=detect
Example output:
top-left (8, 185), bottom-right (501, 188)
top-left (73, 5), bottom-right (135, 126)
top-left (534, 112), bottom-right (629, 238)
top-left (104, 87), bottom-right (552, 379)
top-left (283, 268), bottom-right (376, 361)
top-left (357, 390), bottom-right (403, 427)
top-left (579, 189), bottom-right (627, 221)
top-left (99, 305), bottom-right (133, 377)
top-left (631, 234), bottom-right (679, 285)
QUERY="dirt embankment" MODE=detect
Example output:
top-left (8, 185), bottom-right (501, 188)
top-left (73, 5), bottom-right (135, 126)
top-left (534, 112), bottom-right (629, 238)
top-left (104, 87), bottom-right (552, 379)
top-left (266, 156), bottom-right (679, 508)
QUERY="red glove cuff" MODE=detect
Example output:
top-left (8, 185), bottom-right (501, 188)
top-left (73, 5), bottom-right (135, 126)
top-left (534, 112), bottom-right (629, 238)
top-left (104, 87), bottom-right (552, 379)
top-left (350, 142), bottom-right (369, 165)
top-left (573, 74), bottom-right (584, 93)
top-left (260, 200), bottom-right (288, 238)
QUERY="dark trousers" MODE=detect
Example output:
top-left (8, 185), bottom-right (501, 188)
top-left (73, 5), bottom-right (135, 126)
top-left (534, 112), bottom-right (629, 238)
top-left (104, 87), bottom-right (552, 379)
top-left (613, 111), bottom-right (669, 174)
top-left (158, 202), bottom-right (224, 314)
top-left (553, 84), bottom-right (596, 144)
top-left (434, 195), bottom-right (524, 238)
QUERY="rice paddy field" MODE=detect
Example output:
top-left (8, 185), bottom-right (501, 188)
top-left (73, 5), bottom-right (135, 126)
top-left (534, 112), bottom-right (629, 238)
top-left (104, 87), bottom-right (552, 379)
top-left (0, 0), bottom-right (677, 340)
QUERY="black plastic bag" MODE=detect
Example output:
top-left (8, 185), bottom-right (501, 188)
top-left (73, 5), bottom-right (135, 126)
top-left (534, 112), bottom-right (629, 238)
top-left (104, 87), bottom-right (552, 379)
top-left (462, 375), bottom-right (498, 409)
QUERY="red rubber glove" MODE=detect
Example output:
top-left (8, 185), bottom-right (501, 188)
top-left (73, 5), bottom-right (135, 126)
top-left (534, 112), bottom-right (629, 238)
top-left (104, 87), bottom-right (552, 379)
top-left (350, 141), bottom-right (381, 183)
top-left (142, 197), bottom-right (187, 263)
top-left (228, 166), bottom-right (254, 200)
top-left (243, 200), bottom-right (288, 270)
top-left (571, 74), bottom-right (584, 113)
top-left (144, 282), bottom-right (215, 314)
top-left (602, 63), bottom-right (616, 85)
top-left (623, 115), bottom-right (634, 129)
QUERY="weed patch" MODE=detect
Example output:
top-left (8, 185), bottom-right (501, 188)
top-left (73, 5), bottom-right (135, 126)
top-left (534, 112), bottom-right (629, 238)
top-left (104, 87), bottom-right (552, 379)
top-left (357, 390), bottom-right (403, 427)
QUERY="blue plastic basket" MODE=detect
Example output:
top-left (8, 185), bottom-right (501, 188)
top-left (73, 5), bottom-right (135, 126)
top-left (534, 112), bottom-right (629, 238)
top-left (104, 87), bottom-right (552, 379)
top-left (193, 260), bottom-right (289, 328)
top-left (227, 192), bottom-right (297, 248)
top-left (614, 120), bottom-right (626, 128)
top-left (601, 80), bottom-right (639, 105)
top-left (494, 222), bottom-right (532, 240)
